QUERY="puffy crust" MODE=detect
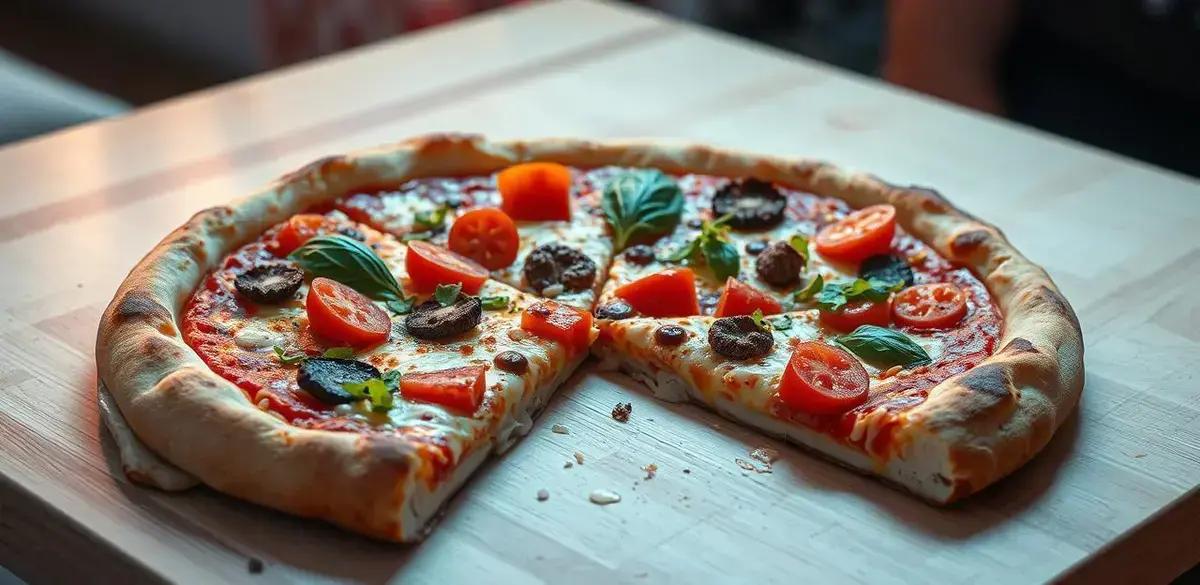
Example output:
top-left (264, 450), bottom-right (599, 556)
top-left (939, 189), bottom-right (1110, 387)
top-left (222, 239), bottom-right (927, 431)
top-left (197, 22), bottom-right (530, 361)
top-left (97, 134), bottom-right (1083, 540)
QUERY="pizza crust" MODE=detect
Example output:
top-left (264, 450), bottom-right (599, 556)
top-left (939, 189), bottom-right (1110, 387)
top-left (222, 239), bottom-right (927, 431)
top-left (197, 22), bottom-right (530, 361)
top-left (96, 134), bottom-right (1083, 541)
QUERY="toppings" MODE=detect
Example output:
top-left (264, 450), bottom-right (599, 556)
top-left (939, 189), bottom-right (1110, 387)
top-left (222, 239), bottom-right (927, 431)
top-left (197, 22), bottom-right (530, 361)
top-left (744, 240), bottom-right (768, 255)
top-left (713, 277), bottom-right (782, 318)
top-left (778, 341), bottom-right (870, 414)
top-left (623, 244), bottom-right (656, 266)
top-left (815, 277), bottom-right (902, 332)
top-left (522, 243), bottom-right (597, 295)
top-left (613, 268), bottom-right (701, 318)
top-left (498, 162), bottom-right (573, 221)
top-left (595, 300), bottom-right (634, 321)
top-left (859, 254), bottom-right (915, 288)
top-left (404, 294), bottom-right (482, 340)
top-left (612, 402), bottom-right (632, 422)
top-left (520, 300), bottom-right (594, 353)
top-left (707, 315), bottom-right (774, 360)
top-left (269, 214), bottom-right (325, 257)
top-left (711, 179), bottom-right (787, 230)
top-left (296, 358), bottom-right (381, 404)
top-left (493, 350), bottom-right (529, 375)
top-left (815, 204), bottom-right (897, 263)
top-left (234, 264), bottom-right (304, 304)
top-left (754, 241), bottom-right (805, 287)
top-left (448, 208), bottom-right (520, 270)
top-left (601, 169), bottom-right (685, 251)
top-left (399, 365), bottom-right (487, 414)
top-left (405, 240), bottom-right (489, 294)
top-left (819, 298), bottom-right (891, 333)
top-left (412, 204), bottom-right (451, 234)
top-left (305, 277), bottom-right (391, 347)
top-left (892, 283), bottom-right (967, 329)
top-left (834, 325), bottom-right (932, 369)
top-left (654, 324), bottom-right (687, 346)
top-left (289, 234), bottom-right (408, 303)
top-left (662, 215), bottom-right (740, 281)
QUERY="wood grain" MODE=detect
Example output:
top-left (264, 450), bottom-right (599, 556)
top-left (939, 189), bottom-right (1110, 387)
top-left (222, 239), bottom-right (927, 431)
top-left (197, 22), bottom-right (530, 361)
top-left (0, 0), bottom-right (1197, 583)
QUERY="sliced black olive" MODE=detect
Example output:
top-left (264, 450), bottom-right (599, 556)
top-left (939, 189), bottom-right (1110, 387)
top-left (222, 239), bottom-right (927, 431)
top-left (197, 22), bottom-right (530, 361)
top-left (744, 240), bottom-right (768, 255)
top-left (297, 358), bottom-right (381, 404)
top-left (493, 351), bottom-right (529, 375)
top-left (337, 227), bottom-right (366, 241)
top-left (707, 316), bottom-right (773, 360)
top-left (755, 241), bottom-right (805, 287)
top-left (523, 244), bottom-right (597, 294)
top-left (711, 179), bottom-right (787, 230)
top-left (234, 264), bottom-right (304, 304)
top-left (623, 244), bottom-right (656, 266)
top-left (595, 300), bottom-right (634, 320)
top-left (654, 325), bottom-right (687, 346)
top-left (859, 254), bottom-right (915, 288)
top-left (404, 296), bottom-right (482, 340)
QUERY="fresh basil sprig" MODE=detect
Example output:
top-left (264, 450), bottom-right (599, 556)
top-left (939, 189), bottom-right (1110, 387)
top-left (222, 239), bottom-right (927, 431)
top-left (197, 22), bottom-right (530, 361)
top-left (289, 235), bottom-right (409, 304)
top-left (413, 205), bottom-right (450, 232)
top-left (434, 283), bottom-right (462, 307)
top-left (788, 234), bottom-right (810, 267)
top-left (835, 325), bottom-right (932, 369)
top-left (601, 169), bottom-right (684, 251)
top-left (793, 274), bottom-right (823, 303)
top-left (386, 299), bottom-right (415, 315)
top-left (816, 277), bottom-right (903, 312)
top-left (662, 214), bottom-right (740, 281)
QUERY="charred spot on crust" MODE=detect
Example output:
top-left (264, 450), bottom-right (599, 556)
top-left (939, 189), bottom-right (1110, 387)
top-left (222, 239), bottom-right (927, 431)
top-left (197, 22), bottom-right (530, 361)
top-left (358, 434), bottom-right (418, 471)
top-left (950, 230), bottom-right (991, 257)
top-left (957, 364), bottom-right (1013, 402)
top-left (1002, 337), bottom-right (1038, 354)
top-left (279, 155), bottom-right (350, 184)
top-left (114, 291), bottom-right (173, 325)
top-left (1036, 285), bottom-right (1082, 337)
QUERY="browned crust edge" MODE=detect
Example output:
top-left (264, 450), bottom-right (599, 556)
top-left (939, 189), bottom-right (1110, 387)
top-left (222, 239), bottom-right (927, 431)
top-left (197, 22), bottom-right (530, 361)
top-left (96, 134), bottom-right (1084, 541)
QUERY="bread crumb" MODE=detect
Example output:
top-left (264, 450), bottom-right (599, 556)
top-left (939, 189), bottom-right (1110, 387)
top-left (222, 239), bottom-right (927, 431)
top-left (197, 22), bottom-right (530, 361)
top-left (551, 424), bottom-right (570, 434)
top-left (642, 463), bottom-right (658, 480)
top-left (612, 402), bottom-right (632, 423)
top-left (749, 447), bottom-right (779, 467)
top-left (589, 489), bottom-right (621, 505)
top-left (537, 489), bottom-right (549, 501)
top-left (736, 458), bottom-right (772, 474)
top-left (574, 451), bottom-right (585, 465)
top-left (564, 461), bottom-right (574, 469)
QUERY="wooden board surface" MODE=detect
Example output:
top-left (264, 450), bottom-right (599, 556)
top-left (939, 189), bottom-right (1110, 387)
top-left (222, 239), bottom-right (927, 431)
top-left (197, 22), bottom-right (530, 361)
top-left (1, 1), bottom-right (1198, 583)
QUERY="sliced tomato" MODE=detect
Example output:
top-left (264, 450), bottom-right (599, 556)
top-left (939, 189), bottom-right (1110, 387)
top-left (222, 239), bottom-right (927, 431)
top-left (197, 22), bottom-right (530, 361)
top-left (713, 277), bottom-right (782, 317)
top-left (779, 341), bottom-right (870, 414)
top-left (305, 277), bottom-right (391, 347)
top-left (893, 282), bottom-right (967, 329)
top-left (448, 208), bottom-right (520, 270)
top-left (405, 240), bottom-right (490, 294)
top-left (520, 301), bottom-right (593, 354)
top-left (497, 162), bottom-right (572, 221)
top-left (819, 298), bottom-right (891, 332)
top-left (814, 204), bottom-right (897, 263)
top-left (613, 268), bottom-right (701, 317)
top-left (268, 214), bottom-right (326, 257)
top-left (400, 365), bottom-right (487, 414)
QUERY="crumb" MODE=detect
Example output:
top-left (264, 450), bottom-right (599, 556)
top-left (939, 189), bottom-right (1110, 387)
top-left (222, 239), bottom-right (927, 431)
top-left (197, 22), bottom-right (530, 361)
top-left (551, 423), bottom-right (570, 434)
top-left (537, 489), bottom-right (549, 501)
top-left (574, 451), bottom-right (585, 465)
top-left (736, 458), bottom-right (772, 474)
top-left (642, 463), bottom-right (658, 480)
top-left (612, 402), bottom-right (632, 423)
top-left (749, 447), bottom-right (779, 467)
top-left (683, 468), bottom-right (691, 474)
top-left (1133, 453), bottom-right (1147, 458)
top-left (564, 461), bottom-right (574, 469)
top-left (589, 489), bottom-right (621, 505)
top-left (247, 558), bottom-right (264, 574)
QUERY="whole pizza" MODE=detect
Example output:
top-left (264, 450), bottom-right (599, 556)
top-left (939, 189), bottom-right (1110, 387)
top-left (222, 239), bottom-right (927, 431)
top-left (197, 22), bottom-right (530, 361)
top-left (96, 135), bottom-right (1084, 542)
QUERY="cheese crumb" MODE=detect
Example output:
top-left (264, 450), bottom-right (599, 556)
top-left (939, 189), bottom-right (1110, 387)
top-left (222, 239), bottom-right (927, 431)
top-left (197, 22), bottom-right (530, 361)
top-left (589, 489), bottom-right (621, 505)
top-left (552, 424), bottom-right (570, 434)
top-left (536, 489), bottom-right (549, 502)
top-left (574, 451), bottom-right (585, 465)
top-left (642, 463), bottom-right (658, 480)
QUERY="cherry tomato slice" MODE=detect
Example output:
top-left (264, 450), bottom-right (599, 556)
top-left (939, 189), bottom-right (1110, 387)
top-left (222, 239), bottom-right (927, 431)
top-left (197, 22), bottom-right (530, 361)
top-left (269, 214), bottom-right (326, 257)
top-left (819, 298), bottom-right (891, 332)
top-left (405, 240), bottom-right (490, 294)
top-left (520, 301), bottom-right (594, 354)
top-left (814, 204), bottom-right (897, 263)
top-left (892, 283), bottom-right (967, 329)
top-left (498, 162), bottom-right (573, 221)
top-left (448, 208), bottom-right (520, 270)
top-left (305, 277), bottom-right (391, 347)
top-left (400, 365), bottom-right (487, 414)
top-left (778, 341), bottom-right (870, 414)
top-left (713, 277), bottom-right (782, 317)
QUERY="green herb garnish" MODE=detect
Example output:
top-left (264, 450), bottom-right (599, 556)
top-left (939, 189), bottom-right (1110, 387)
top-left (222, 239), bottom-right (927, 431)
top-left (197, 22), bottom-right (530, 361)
top-left (342, 376), bottom-right (397, 413)
top-left (386, 298), bottom-right (415, 315)
top-left (401, 231), bottom-right (434, 242)
top-left (770, 315), bottom-right (793, 330)
top-left (480, 295), bottom-right (510, 311)
top-left (662, 214), bottom-right (740, 281)
top-left (413, 205), bottom-right (450, 232)
top-left (601, 169), bottom-right (685, 251)
top-left (793, 274), bottom-right (824, 303)
top-left (289, 235), bottom-right (409, 303)
top-left (835, 325), bottom-right (932, 369)
top-left (750, 308), bottom-right (767, 330)
top-left (815, 277), bottom-right (902, 312)
top-left (322, 347), bottom-right (355, 359)
top-left (788, 233), bottom-right (810, 267)
top-left (434, 283), bottom-right (462, 307)
top-left (272, 345), bottom-right (307, 365)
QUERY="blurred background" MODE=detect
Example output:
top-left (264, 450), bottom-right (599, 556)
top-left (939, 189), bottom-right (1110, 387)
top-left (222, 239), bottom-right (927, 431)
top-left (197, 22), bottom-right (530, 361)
top-left (2, 0), bottom-right (1198, 176)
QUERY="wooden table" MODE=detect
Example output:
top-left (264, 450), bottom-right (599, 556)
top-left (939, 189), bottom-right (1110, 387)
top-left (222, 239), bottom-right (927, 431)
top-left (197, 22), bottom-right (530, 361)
top-left (1, 1), bottom-right (1197, 583)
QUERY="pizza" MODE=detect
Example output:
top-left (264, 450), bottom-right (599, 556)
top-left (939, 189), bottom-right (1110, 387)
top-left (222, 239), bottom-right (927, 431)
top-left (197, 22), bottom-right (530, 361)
top-left (96, 135), bottom-right (1084, 542)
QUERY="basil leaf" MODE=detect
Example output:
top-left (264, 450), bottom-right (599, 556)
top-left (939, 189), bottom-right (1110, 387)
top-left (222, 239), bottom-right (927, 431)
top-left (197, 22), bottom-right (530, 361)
top-left (322, 347), bottom-right (355, 359)
top-left (835, 325), bottom-right (932, 369)
top-left (401, 231), bottom-right (434, 242)
top-left (289, 235), bottom-right (407, 301)
top-left (601, 169), bottom-right (684, 251)
top-left (480, 295), bottom-right (510, 311)
top-left (434, 283), bottom-right (462, 307)
top-left (793, 274), bottom-right (823, 302)
top-left (387, 298), bottom-right (414, 315)
top-left (342, 378), bottom-right (395, 412)
top-left (382, 370), bottom-right (402, 389)
top-left (413, 205), bottom-right (450, 232)
top-left (272, 345), bottom-right (307, 365)
top-left (859, 255), bottom-right (914, 289)
top-left (701, 236), bottom-right (740, 281)
top-left (788, 234), bottom-right (810, 267)
top-left (751, 308), bottom-right (766, 329)
top-left (662, 239), bottom-right (699, 263)
top-left (816, 278), bottom-right (902, 312)
top-left (770, 315), bottom-right (793, 330)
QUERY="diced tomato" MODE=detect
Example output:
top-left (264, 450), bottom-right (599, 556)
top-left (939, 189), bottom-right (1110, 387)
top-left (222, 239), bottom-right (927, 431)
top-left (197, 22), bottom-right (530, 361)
top-left (612, 268), bottom-right (701, 317)
top-left (404, 240), bottom-right (490, 294)
top-left (814, 204), bottom-right (896, 263)
top-left (268, 214), bottom-right (326, 257)
top-left (448, 208), bottom-right (520, 270)
top-left (520, 301), bottom-right (594, 353)
top-left (713, 277), bottom-right (782, 317)
top-left (497, 162), bottom-right (572, 221)
top-left (305, 277), bottom-right (391, 347)
top-left (819, 298), bottom-right (891, 332)
top-left (778, 341), bottom-right (870, 414)
top-left (892, 283), bottom-right (967, 329)
top-left (400, 365), bottom-right (487, 414)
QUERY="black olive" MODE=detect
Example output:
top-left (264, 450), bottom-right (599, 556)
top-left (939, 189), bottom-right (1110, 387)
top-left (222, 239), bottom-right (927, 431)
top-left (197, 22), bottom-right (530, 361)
top-left (523, 244), bottom-right (597, 294)
top-left (337, 227), bottom-right (366, 241)
top-left (297, 358), bottom-right (381, 404)
top-left (624, 245), bottom-right (656, 266)
top-left (234, 264), bottom-right (304, 304)
top-left (755, 241), bottom-right (805, 287)
top-left (595, 300), bottom-right (634, 320)
top-left (493, 351), bottom-right (529, 375)
top-left (860, 254), bottom-right (915, 288)
top-left (711, 179), bottom-right (787, 230)
top-left (707, 316), bottom-right (773, 360)
top-left (745, 240), bottom-right (768, 255)
top-left (405, 296), bottom-right (482, 340)
top-left (654, 325), bottom-right (687, 346)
